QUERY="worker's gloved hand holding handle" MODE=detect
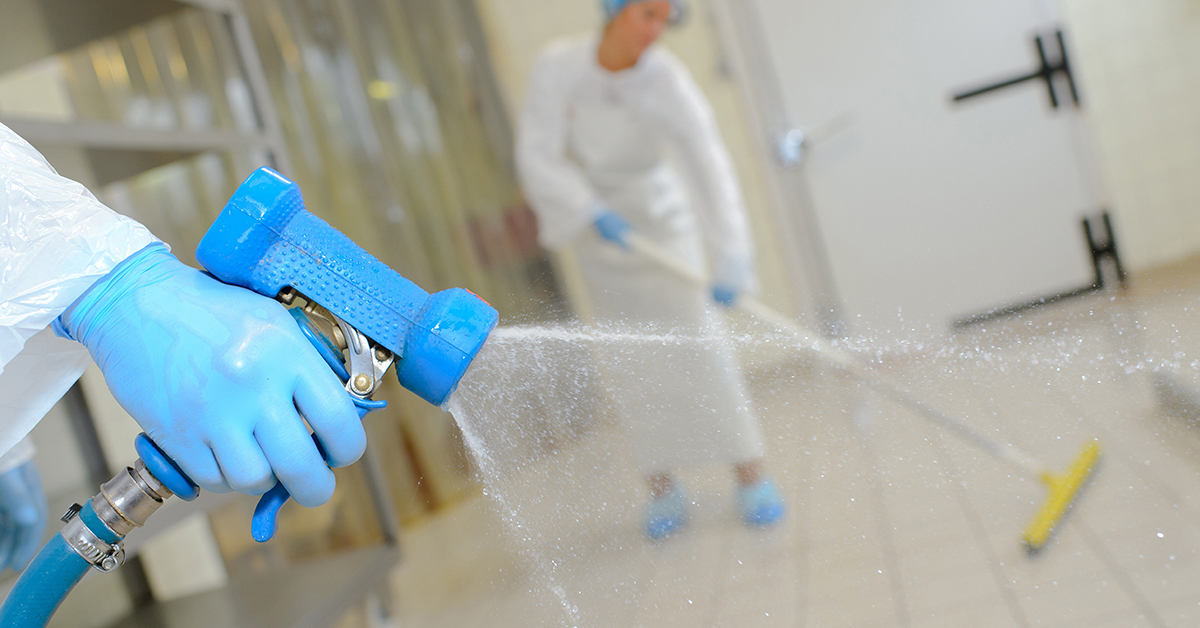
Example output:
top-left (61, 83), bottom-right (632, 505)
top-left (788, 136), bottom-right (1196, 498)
top-left (593, 207), bottom-right (632, 249)
top-left (593, 206), bottom-right (752, 307)
top-left (711, 255), bottom-right (753, 307)
top-left (54, 243), bottom-right (366, 509)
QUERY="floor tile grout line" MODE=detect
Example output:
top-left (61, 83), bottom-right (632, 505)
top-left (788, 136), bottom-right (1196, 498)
top-left (1125, 433), bottom-right (1200, 529)
top-left (784, 382), bottom-right (864, 628)
top-left (928, 363), bottom-right (1045, 628)
top-left (870, 363), bottom-right (1026, 626)
top-left (796, 527), bottom-right (809, 628)
top-left (1071, 517), bottom-right (1167, 628)
top-left (928, 425), bottom-right (1032, 628)
top-left (797, 421), bottom-right (811, 628)
top-left (858, 426), bottom-right (912, 628)
top-left (624, 539), bottom-right (670, 628)
top-left (1149, 591), bottom-right (1200, 622)
top-left (1049, 606), bottom-right (1158, 628)
top-left (1080, 391), bottom-right (1200, 538)
top-left (1122, 453), bottom-right (1200, 536)
top-left (700, 531), bottom-right (732, 628)
top-left (462, 592), bottom-right (502, 628)
top-left (700, 526), bottom-right (738, 628)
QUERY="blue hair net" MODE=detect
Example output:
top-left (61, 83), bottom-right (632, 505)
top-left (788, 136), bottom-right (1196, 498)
top-left (601, 0), bottom-right (685, 24)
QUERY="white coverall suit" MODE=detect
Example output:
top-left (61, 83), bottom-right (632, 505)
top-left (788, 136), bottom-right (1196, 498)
top-left (517, 37), bottom-right (765, 473)
top-left (0, 123), bottom-right (158, 461)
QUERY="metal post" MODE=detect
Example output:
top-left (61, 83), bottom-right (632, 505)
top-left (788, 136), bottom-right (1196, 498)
top-left (223, 2), bottom-right (294, 176)
top-left (709, 0), bottom-right (847, 337)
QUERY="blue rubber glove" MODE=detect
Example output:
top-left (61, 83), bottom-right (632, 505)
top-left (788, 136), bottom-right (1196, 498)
top-left (593, 208), bottom-right (632, 249)
top-left (56, 244), bottom-right (365, 508)
top-left (0, 461), bottom-right (46, 573)
top-left (711, 256), bottom-right (753, 307)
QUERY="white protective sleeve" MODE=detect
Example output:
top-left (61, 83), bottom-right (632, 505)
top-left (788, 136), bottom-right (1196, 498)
top-left (0, 123), bottom-right (159, 456)
top-left (515, 48), bottom-right (602, 251)
top-left (654, 52), bottom-right (755, 268)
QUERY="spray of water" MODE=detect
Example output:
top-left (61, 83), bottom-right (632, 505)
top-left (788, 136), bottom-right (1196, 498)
top-left (440, 296), bottom-right (1198, 626)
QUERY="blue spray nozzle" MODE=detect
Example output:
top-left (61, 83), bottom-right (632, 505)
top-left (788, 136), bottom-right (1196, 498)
top-left (399, 287), bottom-right (498, 406)
top-left (196, 167), bottom-right (498, 405)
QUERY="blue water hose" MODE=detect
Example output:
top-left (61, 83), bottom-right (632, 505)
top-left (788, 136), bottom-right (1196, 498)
top-left (0, 501), bottom-right (120, 627)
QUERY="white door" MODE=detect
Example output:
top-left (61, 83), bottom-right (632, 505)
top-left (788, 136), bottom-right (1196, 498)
top-left (746, 0), bottom-right (1097, 334)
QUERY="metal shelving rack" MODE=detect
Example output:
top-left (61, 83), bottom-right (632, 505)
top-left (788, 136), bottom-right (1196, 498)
top-left (1, 0), bottom-right (291, 175)
top-left (0, 1), bottom-right (400, 626)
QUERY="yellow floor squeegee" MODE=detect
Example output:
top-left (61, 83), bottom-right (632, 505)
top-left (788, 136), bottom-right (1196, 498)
top-left (627, 233), bottom-right (1102, 553)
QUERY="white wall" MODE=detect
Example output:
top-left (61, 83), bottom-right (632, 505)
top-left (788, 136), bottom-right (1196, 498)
top-left (1063, 0), bottom-right (1200, 270)
top-left (739, 0), bottom-right (1200, 337)
top-left (746, 0), bottom-right (1104, 335)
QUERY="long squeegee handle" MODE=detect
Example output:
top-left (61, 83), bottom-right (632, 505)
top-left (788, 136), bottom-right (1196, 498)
top-left (626, 235), bottom-right (804, 333)
top-left (627, 234), bottom-right (858, 373)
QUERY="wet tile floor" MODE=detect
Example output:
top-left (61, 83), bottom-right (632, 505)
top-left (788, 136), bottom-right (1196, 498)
top-left (379, 259), bottom-right (1200, 627)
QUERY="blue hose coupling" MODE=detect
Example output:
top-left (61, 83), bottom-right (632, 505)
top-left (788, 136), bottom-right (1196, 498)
top-left (196, 167), bottom-right (498, 406)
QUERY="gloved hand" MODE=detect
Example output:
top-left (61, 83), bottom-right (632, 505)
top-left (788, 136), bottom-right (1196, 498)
top-left (56, 244), bottom-right (365, 508)
top-left (711, 256), bottom-right (753, 307)
top-left (0, 461), bottom-right (46, 573)
top-left (593, 208), bottom-right (632, 249)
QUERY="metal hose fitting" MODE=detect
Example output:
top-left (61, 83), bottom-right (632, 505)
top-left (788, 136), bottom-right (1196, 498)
top-left (93, 460), bottom-right (174, 537)
top-left (61, 459), bottom-right (176, 573)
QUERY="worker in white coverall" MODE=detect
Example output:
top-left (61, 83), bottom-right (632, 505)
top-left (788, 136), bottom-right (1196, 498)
top-left (0, 123), bottom-right (367, 571)
top-left (517, 0), bottom-right (785, 539)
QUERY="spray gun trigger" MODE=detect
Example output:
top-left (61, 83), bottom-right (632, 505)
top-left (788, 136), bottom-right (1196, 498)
top-left (336, 317), bottom-right (393, 399)
top-left (282, 292), bottom-right (394, 398)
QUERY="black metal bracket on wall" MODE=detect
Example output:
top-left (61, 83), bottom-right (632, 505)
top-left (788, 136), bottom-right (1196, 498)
top-left (952, 29), bottom-right (1080, 109)
top-left (954, 212), bottom-right (1125, 328)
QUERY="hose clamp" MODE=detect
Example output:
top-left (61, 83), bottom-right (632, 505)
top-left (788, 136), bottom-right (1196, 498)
top-left (61, 516), bottom-right (125, 573)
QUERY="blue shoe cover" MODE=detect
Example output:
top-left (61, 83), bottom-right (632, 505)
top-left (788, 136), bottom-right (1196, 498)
top-left (645, 485), bottom-right (688, 540)
top-left (738, 479), bottom-right (785, 526)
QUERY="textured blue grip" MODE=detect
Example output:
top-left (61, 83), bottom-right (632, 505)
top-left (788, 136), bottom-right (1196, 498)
top-left (196, 167), bottom-right (497, 405)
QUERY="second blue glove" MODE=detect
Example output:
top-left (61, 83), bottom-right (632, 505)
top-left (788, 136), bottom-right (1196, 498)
top-left (593, 208), bottom-right (632, 249)
top-left (0, 461), bottom-right (46, 573)
top-left (711, 256), bottom-right (753, 307)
